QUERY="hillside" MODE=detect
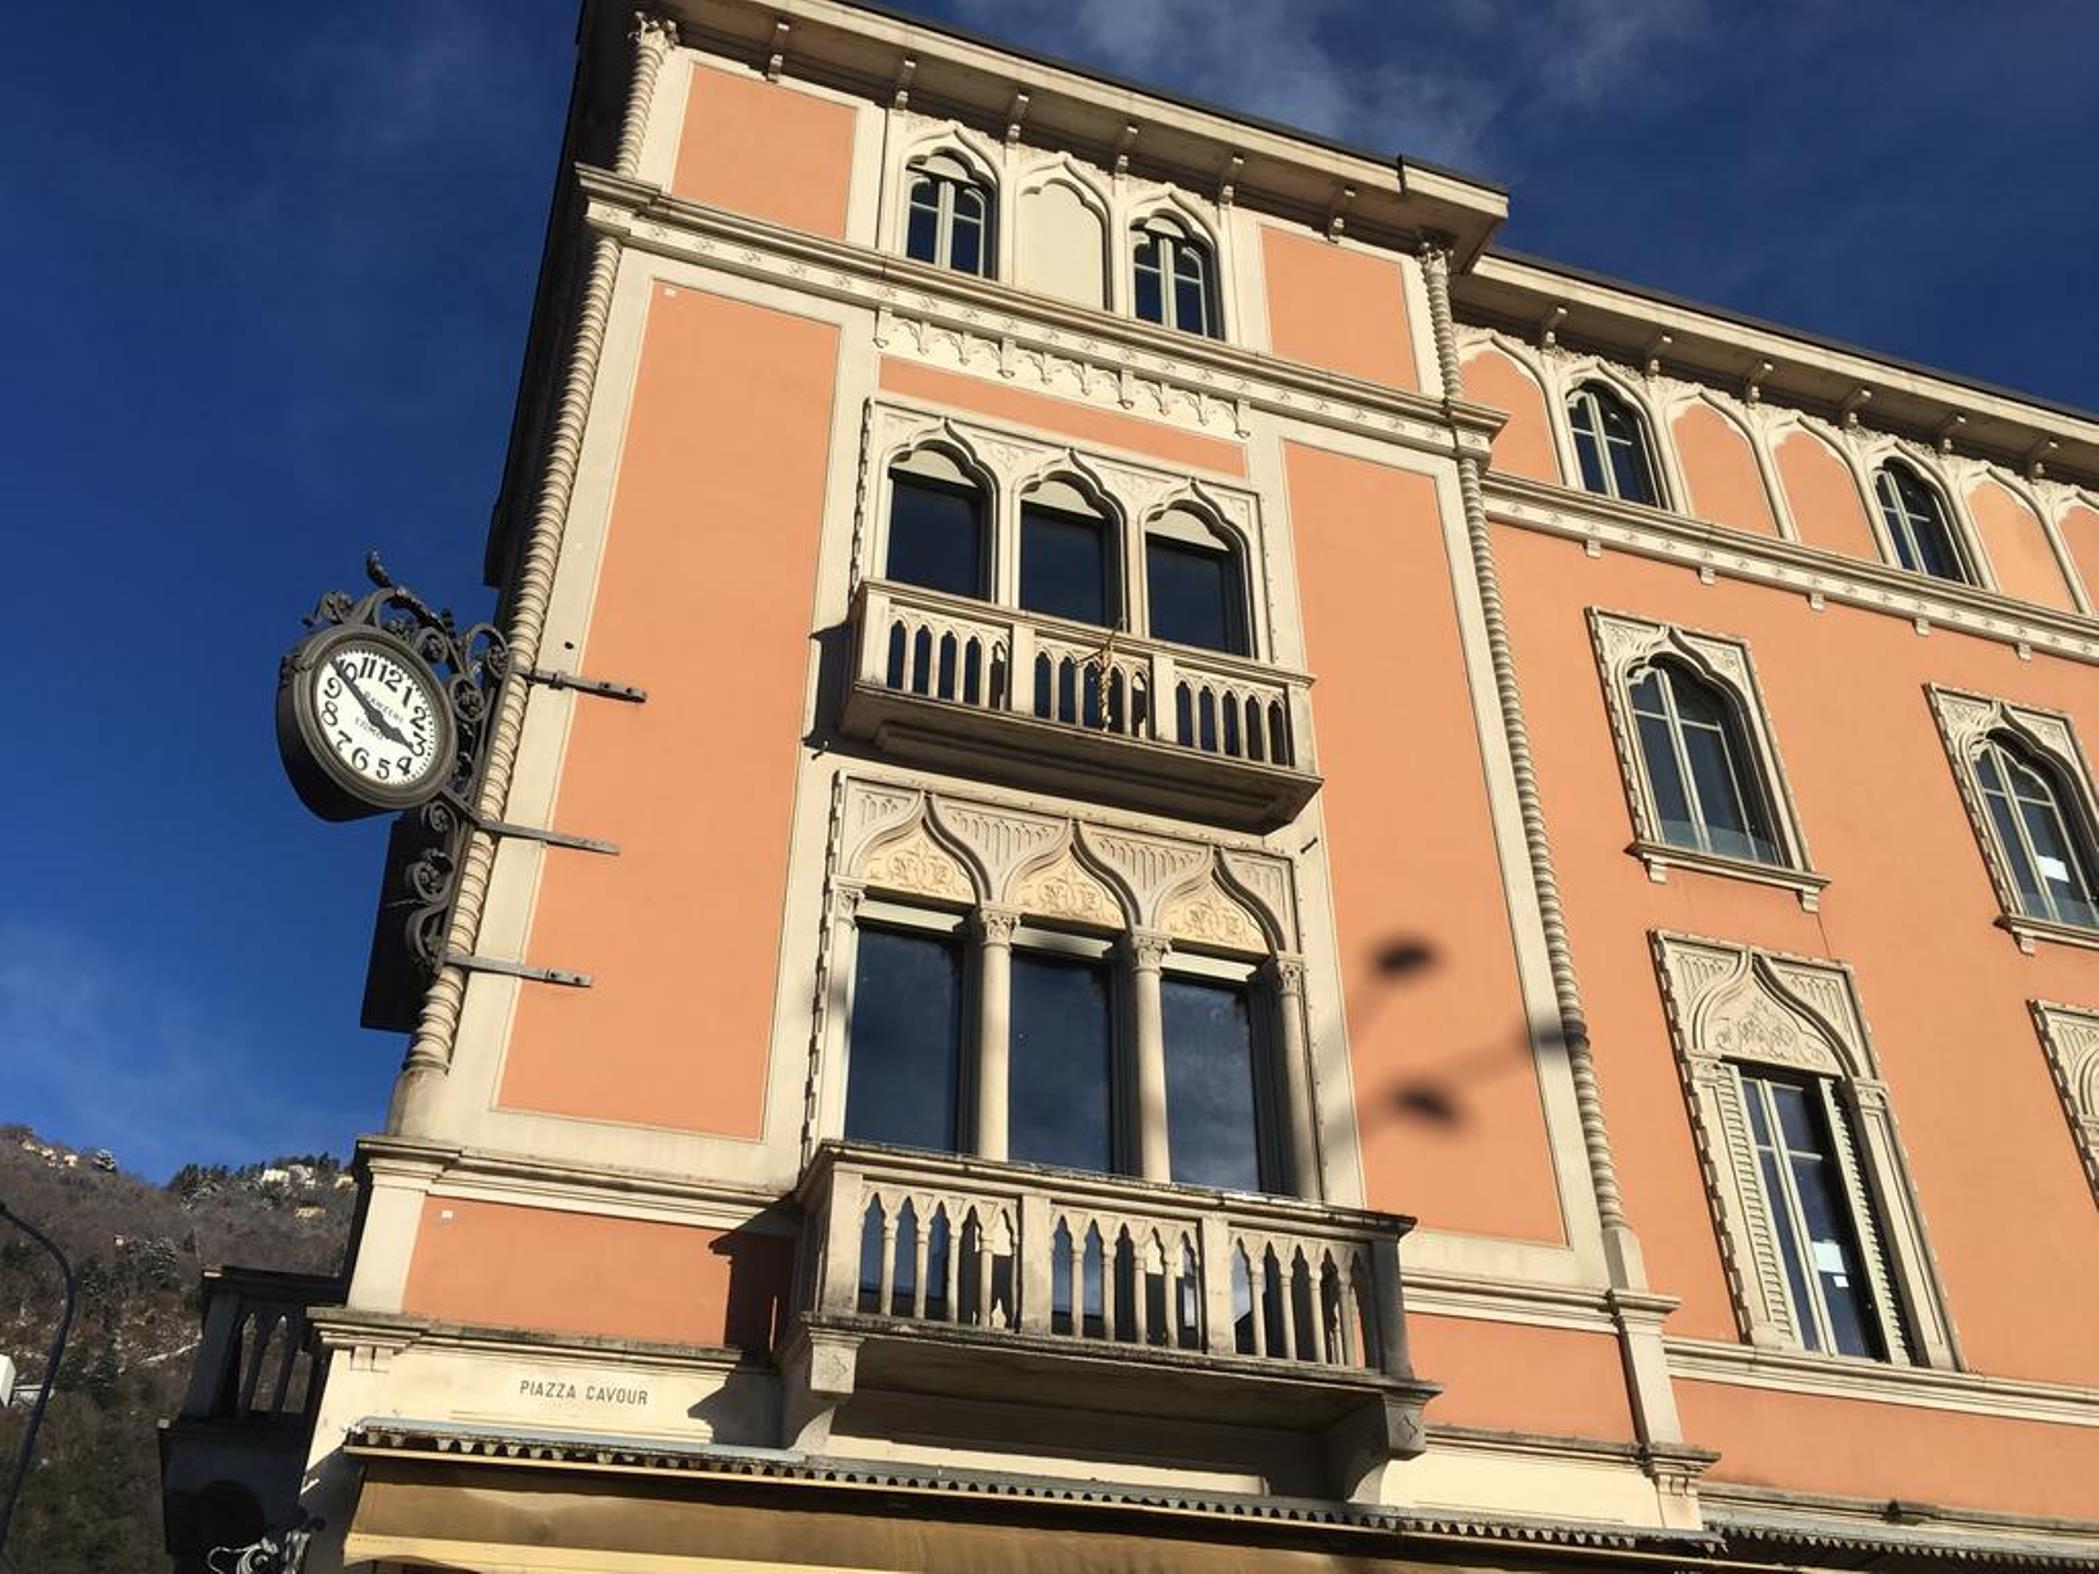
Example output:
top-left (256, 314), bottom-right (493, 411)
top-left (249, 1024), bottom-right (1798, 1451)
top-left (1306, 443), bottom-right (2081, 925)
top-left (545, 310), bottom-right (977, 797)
top-left (0, 1126), bottom-right (355, 1571)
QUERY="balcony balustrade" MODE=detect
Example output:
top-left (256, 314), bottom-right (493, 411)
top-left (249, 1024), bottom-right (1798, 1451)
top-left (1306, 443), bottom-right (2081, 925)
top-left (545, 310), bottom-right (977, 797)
top-left (159, 1267), bottom-right (340, 1569)
top-left (842, 580), bottom-right (1321, 829)
top-left (786, 1142), bottom-right (1435, 1498)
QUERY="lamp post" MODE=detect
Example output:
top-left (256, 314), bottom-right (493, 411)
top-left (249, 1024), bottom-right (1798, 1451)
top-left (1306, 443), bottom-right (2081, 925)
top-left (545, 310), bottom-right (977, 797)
top-left (0, 1199), bottom-right (76, 1557)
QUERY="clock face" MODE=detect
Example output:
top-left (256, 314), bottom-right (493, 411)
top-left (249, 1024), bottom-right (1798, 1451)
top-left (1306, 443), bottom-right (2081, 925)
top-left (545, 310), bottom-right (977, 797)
top-left (311, 640), bottom-right (445, 791)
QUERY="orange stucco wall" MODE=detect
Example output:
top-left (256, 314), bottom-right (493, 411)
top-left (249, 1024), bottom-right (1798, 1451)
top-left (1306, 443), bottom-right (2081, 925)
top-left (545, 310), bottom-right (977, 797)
top-left (1463, 346), bottom-right (1559, 485)
top-left (2056, 504), bottom-right (2099, 608)
top-left (500, 288), bottom-right (837, 1134)
top-left (673, 64), bottom-right (855, 239)
top-left (1287, 445), bottom-right (1563, 1241)
top-left (1494, 522), bottom-right (2099, 1384)
top-left (1678, 1379), bottom-right (2099, 1519)
top-left (1968, 478), bottom-right (2075, 610)
top-left (1671, 401), bottom-right (1777, 537)
top-left (1260, 228), bottom-right (1418, 391)
top-left (1407, 1316), bottom-right (1635, 1440)
top-left (878, 358), bottom-right (1246, 477)
top-left (401, 1198), bottom-right (790, 1352)
top-left (1775, 428), bottom-right (1878, 563)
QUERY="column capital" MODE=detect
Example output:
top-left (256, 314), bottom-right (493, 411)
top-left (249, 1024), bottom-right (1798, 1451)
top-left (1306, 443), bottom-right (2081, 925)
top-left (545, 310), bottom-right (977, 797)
top-left (829, 879), bottom-right (867, 921)
top-left (1126, 929), bottom-right (1173, 971)
top-left (973, 905), bottom-right (1022, 946)
top-left (1266, 953), bottom-right (1308, 997)
top-left (630, 10), bottom-right (680, 49)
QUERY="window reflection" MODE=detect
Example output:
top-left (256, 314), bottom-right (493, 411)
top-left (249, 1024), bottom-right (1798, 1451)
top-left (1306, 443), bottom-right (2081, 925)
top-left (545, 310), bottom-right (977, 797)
top-left (1010, 951), bottom-right (1117, 1174)
top-left (845, 928), bottom-right (963, 1153)
top-left (1163, 978), bottom-right (1264, 1192)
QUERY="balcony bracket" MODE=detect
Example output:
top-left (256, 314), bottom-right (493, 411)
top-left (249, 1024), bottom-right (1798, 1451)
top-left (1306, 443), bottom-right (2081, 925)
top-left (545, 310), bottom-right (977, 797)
top-left (1324, 1391), bottom-right (1430, 1504)
top-left (778, 1324), bottom-right (861, 1453)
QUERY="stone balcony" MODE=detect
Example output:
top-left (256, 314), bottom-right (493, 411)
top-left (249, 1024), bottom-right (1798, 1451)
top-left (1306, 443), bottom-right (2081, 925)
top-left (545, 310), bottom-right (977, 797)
top-left (158, 1266), bottom-right (339, 1570)
top-left (783, 1142), bottom-right (1436, 1500)
top-left (841, 580), bottom-right (1322, 830)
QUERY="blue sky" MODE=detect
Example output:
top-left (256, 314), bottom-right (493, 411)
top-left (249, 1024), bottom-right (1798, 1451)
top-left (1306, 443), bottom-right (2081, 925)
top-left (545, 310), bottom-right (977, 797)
top-left (3, 0), bottom-right (2094, 1181)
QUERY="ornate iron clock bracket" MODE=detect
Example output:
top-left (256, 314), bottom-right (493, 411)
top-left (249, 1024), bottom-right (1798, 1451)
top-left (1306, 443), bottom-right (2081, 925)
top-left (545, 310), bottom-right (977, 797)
top-left (288, 554), bottom-right (637, 1027)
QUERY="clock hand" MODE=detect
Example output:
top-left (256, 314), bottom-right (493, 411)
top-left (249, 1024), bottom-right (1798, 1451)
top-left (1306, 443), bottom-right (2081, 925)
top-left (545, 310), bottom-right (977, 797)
top-left (333, 660), bottom-right (413, 748)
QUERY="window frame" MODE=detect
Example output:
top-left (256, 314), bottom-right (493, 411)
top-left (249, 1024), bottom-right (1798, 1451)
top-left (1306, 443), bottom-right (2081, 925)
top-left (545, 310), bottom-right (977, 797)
top-left (902, 151), bottom-right (996, 278)
top-left (1566, 380), bottom-right (1666, 508)
top-left (1140, 505), bottom-right (1252, 658)
top-left (1589, 610), bottom-right (1825, 906)
top-left (1131, 212), bottom-right (1221, 339)
top-left (2027, 1001), bottom-right (2099, 1208)
top-left (1928, 686), bottom-right (2099, 953)
top-left (882, 446), bottom-right (992, 601)
top-left (1651, 932), bottom-right (1959, 1369)
top-left (1871, 460), bottom-right (1976, 586)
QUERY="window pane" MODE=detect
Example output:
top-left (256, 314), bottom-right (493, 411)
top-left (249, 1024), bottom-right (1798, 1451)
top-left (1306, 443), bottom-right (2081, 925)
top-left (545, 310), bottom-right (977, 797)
top-left (1173, 264), bottom-right (1209, 336)
top-left (845, 928), bottom-right (961, 1152)
top-left (1606, 432), bottom-right (1656, 506)
top-left (1146, 537), bottom-right (1244, 654)
top-left (1682, 722), bottom-right (1772, 861)
top-left (1571, 423), bottom-right (1609, 494)
top-left (949, 208), bottom-right (983, 275)
top-left (1774, 1086), bottom-right (1881, 1359)
top-left (1983, 785), bottom-right (2045, 910)
top-left (1020, 503), bottom-right (1112, 626)
top-left (1133, 237), bottom-right (1164, 324)
top-left (1010, 952), bottom-right (1116, 1174)
top-left (2018, 795), bottom-right (2095, 924)
top-left (1163, 978), bottom-right (1263, 1192)
top-left (905, 183), bottom-right (940, 264)
top-left (1636, 711), bottom-right (1696, 848)
top-left (887, 476), bottom-right (984, 597)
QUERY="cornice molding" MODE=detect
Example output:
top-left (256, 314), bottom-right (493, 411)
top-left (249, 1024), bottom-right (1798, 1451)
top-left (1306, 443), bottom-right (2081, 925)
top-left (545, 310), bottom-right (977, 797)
top-left (1487, 472), bottom-right (2099, 668)
top-left (1667, 1336), bottom-right (2099, 1429)
top-left (575, 167), bottom-right (1503, 464)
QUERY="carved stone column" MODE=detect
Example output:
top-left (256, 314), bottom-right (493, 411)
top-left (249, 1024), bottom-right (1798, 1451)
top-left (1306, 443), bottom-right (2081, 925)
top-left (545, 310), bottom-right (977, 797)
top-left (1269, 955), bottom-right (1322, 1200)
top-left (1128, 930), bottom-right (1173, 1182)
top-left (973, 907), bottom-right (1019, 1161)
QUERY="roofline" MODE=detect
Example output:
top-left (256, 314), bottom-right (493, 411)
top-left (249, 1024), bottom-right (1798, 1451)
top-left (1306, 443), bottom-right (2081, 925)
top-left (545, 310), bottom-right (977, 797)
top-left (1485, 246), bottom-right (2099, 436)
top-left (820, 0), bottom-right (1508, 200)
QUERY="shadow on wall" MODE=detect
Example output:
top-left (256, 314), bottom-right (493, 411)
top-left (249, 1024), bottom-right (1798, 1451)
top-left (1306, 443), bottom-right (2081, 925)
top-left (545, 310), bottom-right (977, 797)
top-left (1352, 936), bottom-right (1557, 1132)
top-left (710, 1207), bottom-right (796, 1354)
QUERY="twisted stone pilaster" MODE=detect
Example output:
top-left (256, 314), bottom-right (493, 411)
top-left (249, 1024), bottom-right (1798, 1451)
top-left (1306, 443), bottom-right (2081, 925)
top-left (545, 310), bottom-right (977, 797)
top-left (389, 15), bottom-right (676, 1137)
top-left (1417, 243), bottom-right (1640, 1281)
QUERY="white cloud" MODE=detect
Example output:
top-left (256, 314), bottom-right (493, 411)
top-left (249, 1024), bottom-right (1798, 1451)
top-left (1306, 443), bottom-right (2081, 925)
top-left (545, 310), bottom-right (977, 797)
top-left (946, 0), bottom-right (1706, 172)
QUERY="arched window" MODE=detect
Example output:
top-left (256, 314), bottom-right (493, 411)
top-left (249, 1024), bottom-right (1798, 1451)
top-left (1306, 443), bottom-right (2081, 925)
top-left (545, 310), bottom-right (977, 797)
top-left (1873, 462), bottom-right (1969, 584)
top-left (1568, 382), bottom-right (1661, 507)
top-left (1974, 734), bottom-right (2099, 928)
top-left (904, 153), bottom-right (993, 276)
top-left (1132, 214), bottom-right (1217, 338)
top-left (886, 449), bottom-right (988, 599)
top-left (1144, 508), bottom-right (1248, 656)
top-left (1019, 479), bottom-right (1117, 628)
top-left (1630, 660), bottom-right (1778, 863)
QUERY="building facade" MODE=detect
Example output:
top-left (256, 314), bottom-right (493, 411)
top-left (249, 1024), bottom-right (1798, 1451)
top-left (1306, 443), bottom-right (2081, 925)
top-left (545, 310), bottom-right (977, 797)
top-left (162, 1), bottom-right (2099, 1569)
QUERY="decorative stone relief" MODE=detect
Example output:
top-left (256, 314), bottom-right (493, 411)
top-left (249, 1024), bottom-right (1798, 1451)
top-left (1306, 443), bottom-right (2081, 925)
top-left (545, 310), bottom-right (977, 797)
top-left (1079, 826), bottom-right (1210, 926)
top-left (861, 822), bottom-right (974, 904)
top-left (834, 776), bottom-right (1295, 952)
top-left (2029, 1002), bottom-right (2099, 1204)
top-left (929, 798), bottom-right (1065, 898)
top-left (1011, 846), bottom-right (1124, 930)
top-left (1651, 932), bottom-right (1957, 1370)
top-left (1158, 876), bottom-right (1264, 953)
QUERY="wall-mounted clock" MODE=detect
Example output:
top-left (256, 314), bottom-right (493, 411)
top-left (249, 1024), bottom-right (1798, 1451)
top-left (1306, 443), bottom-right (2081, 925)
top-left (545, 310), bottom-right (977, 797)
top-left (277, 624), bottom-right (458, 821)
